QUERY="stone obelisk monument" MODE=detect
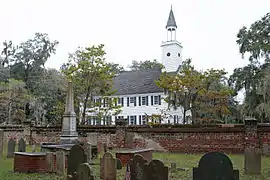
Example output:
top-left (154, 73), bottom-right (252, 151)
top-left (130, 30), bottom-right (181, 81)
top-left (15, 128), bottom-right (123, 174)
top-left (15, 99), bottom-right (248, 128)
top-left (60, 81), bottom-right (78, 144)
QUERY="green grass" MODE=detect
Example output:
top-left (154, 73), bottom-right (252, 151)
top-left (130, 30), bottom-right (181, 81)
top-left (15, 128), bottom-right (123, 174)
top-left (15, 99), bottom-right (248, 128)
top-left (1, 144), bottom-right (270, 180)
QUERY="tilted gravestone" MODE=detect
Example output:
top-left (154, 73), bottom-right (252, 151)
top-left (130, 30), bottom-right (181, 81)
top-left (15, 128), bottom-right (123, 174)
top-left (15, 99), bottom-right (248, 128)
top-left (7, 138), bottom-right (16, 158)
top-left (46, 152), bottom-right (54, 173)
top-left (67, 145), bottom-right (87, 180)
top-left (18, 138), bottom-right (26, 152)
top-left (56, 151), bottom-right (66, 175)
top-left (145, 159), bottom-right (168, 180)
top-left (128, 154), bottom-right (148, 180)
top-left (244, 147), bottom-right (261, 175)
top-left (100, 152), bottom-right (116, 180)
top-left (77, 163), bottom-right (95, 180)
top-left (193, 152), bottom-right (239, 180)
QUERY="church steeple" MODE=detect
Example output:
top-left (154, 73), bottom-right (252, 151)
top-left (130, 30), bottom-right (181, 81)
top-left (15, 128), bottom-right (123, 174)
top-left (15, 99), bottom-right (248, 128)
top-left (166, 5), bottom-right (177, 30)
top-left (165, 5), bottom-right (177, 41)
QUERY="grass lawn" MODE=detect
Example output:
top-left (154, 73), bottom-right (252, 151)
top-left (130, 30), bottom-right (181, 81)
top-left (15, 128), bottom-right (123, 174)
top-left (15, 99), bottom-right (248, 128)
top-left (1, 144), bottom-right (270, 180)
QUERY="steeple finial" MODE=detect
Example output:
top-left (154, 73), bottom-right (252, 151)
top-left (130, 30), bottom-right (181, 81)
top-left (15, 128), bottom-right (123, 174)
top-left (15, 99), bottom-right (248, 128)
top-left (166, 5), bottom-right (177, 29)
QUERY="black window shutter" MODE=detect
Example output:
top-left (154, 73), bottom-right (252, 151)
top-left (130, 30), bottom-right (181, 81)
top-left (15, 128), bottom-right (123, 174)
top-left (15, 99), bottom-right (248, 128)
top-left (139, 97), bottom-right (141, 106)
top-left (127, 97), bottom-right (129, 107)
top-left (103, 98), bottom-right (106, 107)
top-left (146, 96), bottom-right (149, 106)
top-left (174, 115), bottom-right (176, 124)
top-left (151, 96), bottom-right (154, 105)
top-left (127, 116), bottom-right (129, 125)
top-left (121, 97), bottom-right (124, 106)
top-left (158, 95), bottom-right (161, 105)
top-left (115, 98), bottom-right (117, 107)
top-left (134, 116), bottom-right (137, 125)
top-left (139, 115), bottom-right (142, 125)
top-left (134, 97), bottom-right (137, 106)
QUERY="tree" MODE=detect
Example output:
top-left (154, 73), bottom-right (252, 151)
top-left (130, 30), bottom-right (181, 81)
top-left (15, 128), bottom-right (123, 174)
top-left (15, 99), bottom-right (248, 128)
top-left (129, 59), bottom-right (164, 71)
top-left (0, 79), bottom-right (28, 124)
top-left (62, 44), bottom-right (121, 124)
top-left (156, 59), bottom-right (233, 124)
top-left (230, 12), bottom-right (270, 122)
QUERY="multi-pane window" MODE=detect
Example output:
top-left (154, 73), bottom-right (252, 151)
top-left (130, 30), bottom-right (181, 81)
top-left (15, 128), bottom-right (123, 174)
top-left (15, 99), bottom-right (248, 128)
top-left (142, 115), bottom-right (147, 125)
top-left (154, 96), bottom-right (159, 105)
top-left (130, 116), bottom-right (136, 125)
top-left (130, 97), bottom-right (135, 103)
top-left (142, 96), bottom-right (146, 105)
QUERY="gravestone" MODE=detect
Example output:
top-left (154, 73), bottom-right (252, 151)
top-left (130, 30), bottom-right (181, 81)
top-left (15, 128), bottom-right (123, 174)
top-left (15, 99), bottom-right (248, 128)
top-left (262, 143), bottom-right (270, 156)
top-left (129, 154), bottom-right (148, 180)
top-left (87, 133), bottom-right (98, 145)
top-left (67, 145), bottom-right (87, 180)
top-left (145, 160), bottom-right (168, 180)
top-left (0, 129), bottom-right (3, 159)
top-left (77, 163), bottom-right (95, 180)
top-left (31, 144), bottom-right (36, 153)
top-left (84, 142), bottom-right (92, 163)
top-left (193, 152), bottom-right (239, 180)
top-left (124, 132), bottom-right (134, 148)
top-left (7, 138), bottom-right (16, 158)
top-left (170, 162), bottom-right (176, 172)
top-left (46, 152), bottom-right (54, 173)
top-left (100, 152), bottom-right (116, 180)
top-left (244, 147), bottom-right (261, 175)
top-left (56, 151), bottom-right (66, 175)
top-left (18, 138), bottom-right (26, 152)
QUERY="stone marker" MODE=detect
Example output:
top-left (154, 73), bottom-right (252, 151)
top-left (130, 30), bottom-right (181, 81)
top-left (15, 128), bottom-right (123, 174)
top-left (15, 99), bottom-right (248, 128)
top-left (31, 144), bottom-right (36, 153)
top-left (46, 152), bottom-right (54, 173)
top-left (262, 143), bottom-right (270, 156)
top-left (18, 138), bottom-right (26, 152)
top-left (0, 129), bottom-right (4, 159)
top-left (116, 158), bottom-right (122, 170)
top-left (129, 154), bottom-right (148, 180)
top-left (244, 147), bottom-right (261, 175)
top-left (170, 162), bottom-right (176, 172)
top-left (77, 163), bottom-right (95, 180)
top-left (84, 142), bottom-right (92, 163)
top-left (87, 133), bottom-right (98, 145)
top-left (7, 138), bottom-right (16, 158)
top-left (100, 152), bottom-right (116, 180)
top-left (145, 159), bottom-right (168, 180)
top-left (56, 151), bottom-right (66, 175)
top-left (67, 145), bottom-right (87, 180)
top-left (193, 152), bottom-right (239, 180)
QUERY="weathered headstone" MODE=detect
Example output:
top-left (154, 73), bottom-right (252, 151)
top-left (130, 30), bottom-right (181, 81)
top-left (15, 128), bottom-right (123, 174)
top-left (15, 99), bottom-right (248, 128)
top-left (67, 145), bottom-right (87, 180)
top-left (124, 132), bottom-right (134, 148)
top-left (193, 152), bottom-right (239, 180)
top-left (87, 133), bottom-right (98, 145)
top-left (7, 138), bottom-right (16, 158)
top-left (129, 154), bottom-right (148, 180)
top-left (145, 160), bottom-right (168, 180)
top-left (244, 147), bottom-right (261, 175)
top-left (262, 143), bottom-right (270, 156)
top-left (77, 163), bottom-right (95, 180)
top-left (116, 158), bottom-right (122, 170)
top-left (100, 152), bottom-right (116, 180)
top-left (18, 138), bottom-right (26, 152)
top-left (31, 144), bottom-right (36, 153)
top-left (0, 129), bottom-right (4, 159)
top-left (56, 151), bottom-right (66, 175)
top-left (84, 142), bottom-right (92, 163)
top-left (170, 162), bottom-right (176, 172)
top-left (46, 152), bottom-right (54, 173)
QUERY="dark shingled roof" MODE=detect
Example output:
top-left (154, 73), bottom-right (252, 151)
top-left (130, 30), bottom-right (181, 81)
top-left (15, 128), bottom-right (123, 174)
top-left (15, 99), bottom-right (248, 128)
top-left (112, 69), bottom-right (164, 95)
top-left (166, 7), bottom-right (177, 29)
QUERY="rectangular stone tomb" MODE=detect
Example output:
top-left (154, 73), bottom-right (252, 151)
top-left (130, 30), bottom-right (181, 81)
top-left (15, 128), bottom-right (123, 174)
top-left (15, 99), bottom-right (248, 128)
top-left (14, 152), bottom-right (47, 173)
top-left (40, 143), bottom-right (75, 152)
top-left (115, 148), bottom-right (153, 166)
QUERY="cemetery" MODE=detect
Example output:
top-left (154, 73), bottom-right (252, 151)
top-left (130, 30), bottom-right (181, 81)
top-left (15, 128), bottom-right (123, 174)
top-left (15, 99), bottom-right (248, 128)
top-left (0, 82), bottom-right (270, 180)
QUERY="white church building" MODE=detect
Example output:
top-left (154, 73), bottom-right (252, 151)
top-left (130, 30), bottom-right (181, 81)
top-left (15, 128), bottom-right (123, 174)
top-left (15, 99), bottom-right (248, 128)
top-left (86, 7), bottom-right (185, 125)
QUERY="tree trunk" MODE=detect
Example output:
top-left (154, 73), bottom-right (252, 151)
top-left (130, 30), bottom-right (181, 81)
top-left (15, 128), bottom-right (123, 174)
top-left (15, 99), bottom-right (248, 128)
top-left (82, 88), bottom-right (91, 124)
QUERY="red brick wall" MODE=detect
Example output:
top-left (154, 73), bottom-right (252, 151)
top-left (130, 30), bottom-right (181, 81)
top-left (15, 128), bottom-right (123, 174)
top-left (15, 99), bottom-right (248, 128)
top-left (14, 154), bottom-right (47, 173)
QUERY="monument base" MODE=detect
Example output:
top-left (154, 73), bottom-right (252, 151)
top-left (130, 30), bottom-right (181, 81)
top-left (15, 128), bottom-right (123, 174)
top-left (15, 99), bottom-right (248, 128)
top-left (60, 135), bottom-right (79, 145)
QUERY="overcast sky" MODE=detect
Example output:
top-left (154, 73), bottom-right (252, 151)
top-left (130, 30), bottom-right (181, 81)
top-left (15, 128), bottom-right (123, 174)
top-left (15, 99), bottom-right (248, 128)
top-left (0, 0), bottom-right (269, 76)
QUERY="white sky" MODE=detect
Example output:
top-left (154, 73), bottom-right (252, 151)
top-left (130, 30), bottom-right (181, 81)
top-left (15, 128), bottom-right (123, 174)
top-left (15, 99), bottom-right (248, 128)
top-left (0, 0), bottom-right (269, 82)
